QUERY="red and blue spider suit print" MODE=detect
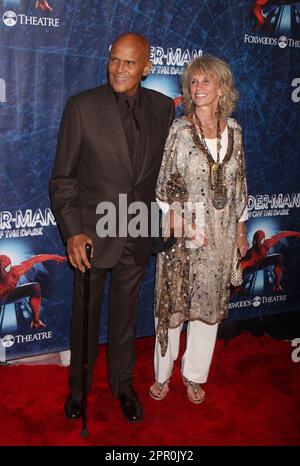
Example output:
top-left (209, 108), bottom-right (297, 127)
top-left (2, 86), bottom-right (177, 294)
top-left (0, 254), bottom-right (66, 329)
top-left (35, 1), bottom-right (53, 12)
top-left (252, 1), bottom-right (298, 32)
top-left (241, 230), bottom-right (300, 292)
top-left (252, 0), bottom-right (271, 31)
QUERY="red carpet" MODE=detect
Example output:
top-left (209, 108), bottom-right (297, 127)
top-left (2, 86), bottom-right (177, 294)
top-left (1, 332), bottom-right (299, 446)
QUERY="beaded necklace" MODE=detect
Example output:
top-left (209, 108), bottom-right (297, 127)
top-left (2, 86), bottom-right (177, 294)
top-left (192, 113), bottom-right (228, 210)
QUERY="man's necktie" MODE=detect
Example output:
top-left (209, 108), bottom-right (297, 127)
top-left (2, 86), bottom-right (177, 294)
top-left (125, 98), bottom-right (139, 176)
top-left (127, 98), bottom-right (140, 131)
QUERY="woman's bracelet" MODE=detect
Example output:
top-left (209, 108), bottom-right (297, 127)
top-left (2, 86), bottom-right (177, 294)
top-left (237, 233), bottom-right (246, 237)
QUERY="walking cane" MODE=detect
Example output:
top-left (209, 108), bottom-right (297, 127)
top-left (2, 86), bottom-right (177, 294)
top-left (80, 243), bottom-right (91, 438)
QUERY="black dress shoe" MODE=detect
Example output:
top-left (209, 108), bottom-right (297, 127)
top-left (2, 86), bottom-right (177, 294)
top-left (118, 386), bottom-right (143, 422)
top-left (64, 393), bottom-right (82, 420)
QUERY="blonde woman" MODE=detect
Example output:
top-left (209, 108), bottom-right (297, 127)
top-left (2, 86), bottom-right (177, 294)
top-left (150, 55), bottom-right (248, 403)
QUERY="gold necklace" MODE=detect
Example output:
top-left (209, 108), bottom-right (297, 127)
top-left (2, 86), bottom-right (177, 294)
top-left (192, 113), bottom-right (228, 210)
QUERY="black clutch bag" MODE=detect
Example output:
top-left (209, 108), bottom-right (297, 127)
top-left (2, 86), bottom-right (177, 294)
top-left (152, 209), bottom-right (176, 254)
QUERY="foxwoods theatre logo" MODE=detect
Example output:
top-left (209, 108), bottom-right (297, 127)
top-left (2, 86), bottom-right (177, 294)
top-left (2, 2), bottom-right (59, 28)
top-left (229, 294), bottom-right (287, 310)
top-left (244, 33), bottom-right (300, 48)
top-left (0, 332), bottom-right (53, 362)
top-left (95, 195), bottom-right (205, 249)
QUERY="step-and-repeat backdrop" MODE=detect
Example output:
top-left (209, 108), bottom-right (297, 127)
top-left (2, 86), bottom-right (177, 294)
top-left (1, 0), bottom-right (300, 360)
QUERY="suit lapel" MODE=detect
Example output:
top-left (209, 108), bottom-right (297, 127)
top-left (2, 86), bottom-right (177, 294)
top-left (136, 88), bottom-right (159, 184)
top-left (94, 84), bottom-right (135, 181)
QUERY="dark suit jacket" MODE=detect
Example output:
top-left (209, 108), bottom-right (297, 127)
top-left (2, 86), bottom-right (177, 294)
top-left (50, 83), bottom-right (174, 268)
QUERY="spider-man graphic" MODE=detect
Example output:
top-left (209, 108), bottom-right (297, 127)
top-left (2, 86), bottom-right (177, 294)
top-left (4, 0), bottom-right (53, 12)
top-left (252, 1), bottom-right (298, 32)
top-left (0, 254), bottom-right (66, 329)
top-left (173, 95), bottom-right (182, 109)
top-left (241, 229), bottom-right (300, 292)
top-left (35, 0), bottom-right (53, 12)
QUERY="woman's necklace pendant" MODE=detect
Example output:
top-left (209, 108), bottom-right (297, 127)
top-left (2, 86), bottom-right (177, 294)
top-left (211, 162), bottom-right (220, 189)
top-left (212, 184), bottom-right (228, 210)
top-left (212, 162), bottom-right (220, 172)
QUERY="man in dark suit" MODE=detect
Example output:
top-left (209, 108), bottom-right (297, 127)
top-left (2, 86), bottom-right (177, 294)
top-left (50, 33), bottom-right (174, 422)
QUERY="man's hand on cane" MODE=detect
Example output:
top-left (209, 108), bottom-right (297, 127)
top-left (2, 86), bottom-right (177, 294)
top-left (67, 234), bottom-right (94, 273)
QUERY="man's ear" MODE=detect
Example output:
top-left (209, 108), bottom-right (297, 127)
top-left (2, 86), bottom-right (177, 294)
top-left (143, 60), bottom-right (152, 77)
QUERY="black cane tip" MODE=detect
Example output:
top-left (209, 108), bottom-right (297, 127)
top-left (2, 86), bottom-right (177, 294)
top-left (80, 429), bottom-right (89, 438)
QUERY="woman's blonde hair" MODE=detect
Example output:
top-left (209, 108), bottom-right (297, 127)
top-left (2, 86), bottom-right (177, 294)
top-left (181, 55), bottom-right (239, 118)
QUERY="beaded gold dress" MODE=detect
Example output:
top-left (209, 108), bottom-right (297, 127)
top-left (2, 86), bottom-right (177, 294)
top-left (155, 117), bottom-right (248, 356)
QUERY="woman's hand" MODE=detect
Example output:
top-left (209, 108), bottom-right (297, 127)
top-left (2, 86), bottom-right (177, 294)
top-left (183, 221), bottom-right (208, 247)
top-left (235, 221), bottom-right (248, 257)
top-left (235, 235), bottom-right (248, 257)
top-left (163, 209), bottom-right (208, 247)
